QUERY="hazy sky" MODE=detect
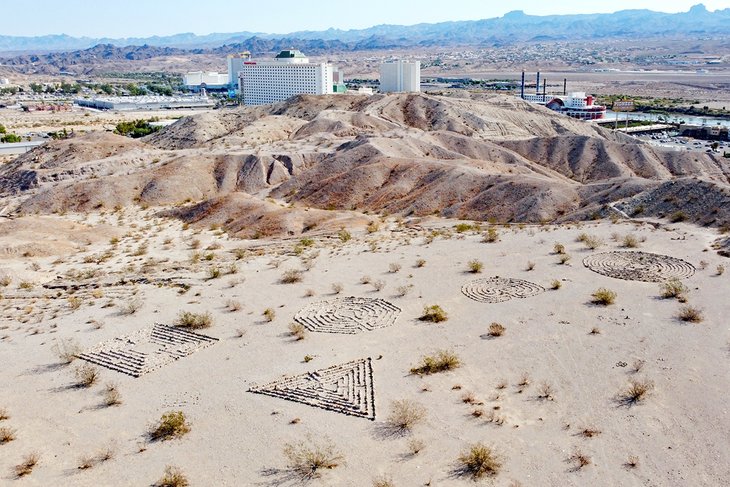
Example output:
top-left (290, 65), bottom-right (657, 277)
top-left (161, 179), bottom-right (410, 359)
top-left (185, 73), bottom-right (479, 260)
top-left (6, 1), bottom-right (729, 37)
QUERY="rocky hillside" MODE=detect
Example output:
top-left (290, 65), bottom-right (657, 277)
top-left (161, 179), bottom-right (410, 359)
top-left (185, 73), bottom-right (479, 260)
top-left (1, 92), bottom-right (729, 238)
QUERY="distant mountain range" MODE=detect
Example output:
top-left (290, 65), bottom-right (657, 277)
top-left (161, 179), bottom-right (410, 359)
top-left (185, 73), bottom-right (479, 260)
top-left (1, 4), bottom-right (728, 53)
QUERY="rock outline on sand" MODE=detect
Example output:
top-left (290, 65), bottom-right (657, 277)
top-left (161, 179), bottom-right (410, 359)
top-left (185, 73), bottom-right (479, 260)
top-left (583, 251), bottom-right (696, 282)
top-left (293, 296), bottom-right (400, 334)
top-left (249, 358), bottom-right (376, 420)
top-left (461, 276), bottom-right (546, 303)
top-left (78, 323), bottom-right (218, 377)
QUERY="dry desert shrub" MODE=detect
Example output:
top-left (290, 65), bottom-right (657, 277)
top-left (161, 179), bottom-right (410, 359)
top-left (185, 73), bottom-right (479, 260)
top-left (0, 275), bottom-right (11, 287)
top-left (0, 426), bottom-right (16, 444)
top-left (386, 399), bottom-right (426, 434)
top-left (410, 350), bottom-right (460, 375)
top-left (226, 299), bottom-right (242, 312)
top-left (558, 254), bottom-right (571, 264)
top-left (150, 411), bottom-right (190, 441)
top-left (488, 322), bottom-right (505, 337)
top-left (366, 221), bottom-right (380, 233)
top-left (569, 449), bottom-right (592, 470)
top-left (119, 298), bottom-right (142, 315)
top-left (618, 378), bottom-right (654, 406)
top-left (553, 242), bottom-right (566, 254)
top-left (388, 263), bottom-right (402, 273)
top-left (467, 259), bottom-right (484, 273)
top-left (283, 438), bottom-right (344, 480)
top-left (75, 363), bottom-right (100, 388)
top-left (263, 308), bottom-right (276, 322)
top-left (419, 304), bottom-right (448, 323)
top-left (174, 311), bottom-right (212, 329)
top-left (372, 475), bottom-right (395, 487)
top-left (550, 279), bottom-right (562, 290)
top-left (331, 282), bottom-right (344, 294)
top-left (660, 279), bottom-right (688, 300)
top-left (156, 466), bottom-right (189, 487)
top-left (0, 407), bottom-right (8, 421)
top-left (77, 455), bottom-right (95, 470)
top-left (288, 323), bottom-right (307, 341)
top-left (14, 452), bottom-right (39, 478)
top-left (280, 269), bottom-right (303, 284)
top-left (589, 327), bottom-right (601, 335)
top-left (536, 382), bottom-right (555, 401)
top-left (678, 305), bottom-right (703, 323)
top-left (580, 426), bottom-right (602, 438)
top-left (622, 234), bottom-right (640, 248)
top-left (454, 443), bottom-right (502, 479)
top-left (631, 359), bottom-right (645, 373)
top-left (371, 279), bottom-right (386, 292)
top-left (625, 455), bottom-right (640, 469)
top-left (717, 264), bottom-right (726, 276)
top-left (482, 227), bottom-right (499, 243)
top-left (407, 438), bottom-right (425, 455)
top-left (52, 337), bottom-right (82, 364)
top-left (396, 285), bottom-right (412, 297)
top-left (415, 258), bottom-right (426, 268)
top-left (360, 275), bottom-right (372, 284)
top-left (338, 229), bottom-right (351, 242)
top-left (583, 236), bottom-right (604, 250)
top-left (591, 288), bottom-right (616, 305)
top-left (103, 382), bottom-right (122, 407)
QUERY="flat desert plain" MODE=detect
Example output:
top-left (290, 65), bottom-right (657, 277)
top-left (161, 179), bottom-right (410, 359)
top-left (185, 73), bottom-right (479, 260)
top-left (0, 211), bottom-right (728, 486)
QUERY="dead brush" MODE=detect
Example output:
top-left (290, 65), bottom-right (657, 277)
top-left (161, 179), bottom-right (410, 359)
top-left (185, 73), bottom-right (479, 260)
top-left (157, 465), bottom-right (189, 487)
top-left (617, 378), bottom-right (654, 406)
top-left (385, 399), bottom-right (426, 435)
top-left (75, 363), bottom-right (100, 388)
top-left (488, 322), bottom-right (505, 337)
top-left (568, 449), bottom-right (592, 470)
top-left (288, 323), bottom-right (308, 341)
top-left (454, 443), bottom-right (503, 479)
top-left (14, 452), bottom-right (39, 478)
top-left (283, 438), bottom-right (344, 480)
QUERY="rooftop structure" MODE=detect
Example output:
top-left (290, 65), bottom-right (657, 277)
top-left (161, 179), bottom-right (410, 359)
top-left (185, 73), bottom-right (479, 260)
top-left (74, 95), bottom-right (214, 111)
top-left (379, 60), bottom-right (421, 93)
top-left (183, 72), bottom-right (230, 92)
top-left (238, 50), bottom-right (335, 106)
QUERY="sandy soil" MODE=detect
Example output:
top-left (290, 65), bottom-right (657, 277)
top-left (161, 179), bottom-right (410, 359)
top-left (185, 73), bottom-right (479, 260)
top-left (1, 209), bottom-right (728, 486)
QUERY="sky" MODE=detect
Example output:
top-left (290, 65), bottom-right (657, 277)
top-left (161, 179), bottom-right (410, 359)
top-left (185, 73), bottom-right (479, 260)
top-left (5, 0), bottom-right (729, 38)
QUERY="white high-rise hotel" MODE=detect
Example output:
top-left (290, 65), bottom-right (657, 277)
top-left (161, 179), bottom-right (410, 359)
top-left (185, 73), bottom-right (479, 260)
top-left (379, 60), bottom-right (421, 93)
top-left (238, 50), bottom-right (334, 106)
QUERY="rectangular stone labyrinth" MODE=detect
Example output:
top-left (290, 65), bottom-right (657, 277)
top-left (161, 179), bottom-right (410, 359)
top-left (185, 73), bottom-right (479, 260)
top-left (78, 324), bottom-right (218, 377)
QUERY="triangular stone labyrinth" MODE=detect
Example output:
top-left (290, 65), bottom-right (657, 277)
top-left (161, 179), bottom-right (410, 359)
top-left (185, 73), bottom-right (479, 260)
top-left (249, 358), bottom-right (375, 420)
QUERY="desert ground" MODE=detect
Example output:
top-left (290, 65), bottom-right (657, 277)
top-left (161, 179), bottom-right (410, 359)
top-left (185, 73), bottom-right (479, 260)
top-left (0, 211), bottom-right (728, 486)
top-left (1, 92), bottom-right (729, 486)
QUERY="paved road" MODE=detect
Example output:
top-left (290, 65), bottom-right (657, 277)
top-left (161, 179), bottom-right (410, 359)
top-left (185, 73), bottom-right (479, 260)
top-left (0, 141), bottom-right (45, 155)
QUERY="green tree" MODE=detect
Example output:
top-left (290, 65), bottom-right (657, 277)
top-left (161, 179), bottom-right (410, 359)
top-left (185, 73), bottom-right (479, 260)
top-left (29, 83), bottom-right (44, 94)
top-left (1, 133), bottom-right (22, 143)
top-left (0, 124), bottom-right (6, 134)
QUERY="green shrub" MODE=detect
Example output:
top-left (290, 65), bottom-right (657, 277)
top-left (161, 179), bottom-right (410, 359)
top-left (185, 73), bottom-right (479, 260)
top-left (410, 350), bottom-right (460, 375)
top-left (150, 411), bottom-right (190, 441)
top-left (174, 311), bottom-right (213, 329)
top-left (419, 305), bottom-right (448, 322)
top-left (591, 288), bottom-right (616, 305)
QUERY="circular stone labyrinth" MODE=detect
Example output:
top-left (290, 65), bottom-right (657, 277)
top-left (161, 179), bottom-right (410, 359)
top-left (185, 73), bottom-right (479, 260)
top-left (294, 296), bottom-right (401, 334)
top-left (583, 251), bottom-right (695, 282)
top-left (461, 277), bottom-right (545, 304)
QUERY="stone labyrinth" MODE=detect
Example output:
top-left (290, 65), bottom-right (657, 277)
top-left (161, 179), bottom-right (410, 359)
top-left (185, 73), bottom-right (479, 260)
top-left (249, 358), bottom-right (375, 420)
top-left (294, 296), bottom-right (400, 334)
top-left (461, 277), bottom-right (545, 303)
top-left (78, 324), bottom-right (218, 377)
top-left (583, 251), bottom-right (695, 282)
